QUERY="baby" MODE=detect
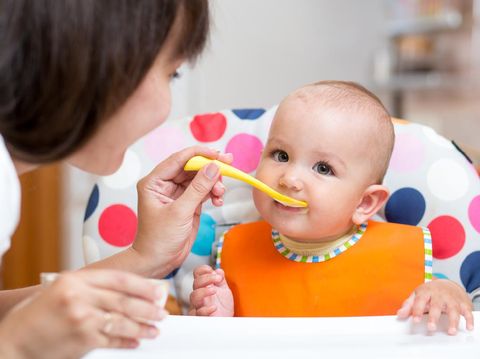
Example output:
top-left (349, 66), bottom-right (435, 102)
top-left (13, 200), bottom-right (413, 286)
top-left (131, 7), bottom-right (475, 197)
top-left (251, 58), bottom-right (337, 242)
top-left (189, 81), bottom-right (474, 335)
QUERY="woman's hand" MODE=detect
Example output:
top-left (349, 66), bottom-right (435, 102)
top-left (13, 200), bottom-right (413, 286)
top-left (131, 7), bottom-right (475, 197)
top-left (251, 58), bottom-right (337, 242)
top-left (0, 270), bottom-right (167, 359)
top-left (132, 146), bottom-right (232, 278)
top-left (397, 279), bottom-right (474, 335)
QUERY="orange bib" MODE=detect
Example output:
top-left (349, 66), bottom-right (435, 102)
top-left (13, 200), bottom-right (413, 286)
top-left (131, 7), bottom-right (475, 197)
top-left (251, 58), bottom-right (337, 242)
top-left (218, 220), bottom-right (430, 317)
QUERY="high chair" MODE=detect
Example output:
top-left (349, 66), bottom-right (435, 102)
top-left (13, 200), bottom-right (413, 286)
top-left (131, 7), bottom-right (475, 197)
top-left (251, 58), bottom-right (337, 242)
top-left (82, 107), bottom-right (480, 313)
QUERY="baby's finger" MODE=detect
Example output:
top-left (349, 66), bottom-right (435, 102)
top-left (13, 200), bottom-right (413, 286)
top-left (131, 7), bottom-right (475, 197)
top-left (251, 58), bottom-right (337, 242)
top-left (196, 305), bottom-right (217, 316)
top-left (193, 265), bottom-right (214, 278)
top-left (426, 300), bottom-right (442, 332)
top-left (190, 287), bottom-right (216, 308)
top-left (446, 305), bottom-right (460, 335)
top-left (397, 292), bottom-right (415, 319)
top-left (214, 268), bottom-right (225, 278)
top-left (410, 294), bottom-right (430, 323)
top-left (192, 273), bottom-right (223, 289)
top-left (461, 303), bottom-right (475, 331)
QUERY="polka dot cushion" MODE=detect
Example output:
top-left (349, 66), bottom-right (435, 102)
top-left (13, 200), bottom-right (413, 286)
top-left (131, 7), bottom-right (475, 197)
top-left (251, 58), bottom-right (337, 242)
top-left (379, 120), bottom-right (480, 292)
top-left (82, 108), bottom-right (480, 312)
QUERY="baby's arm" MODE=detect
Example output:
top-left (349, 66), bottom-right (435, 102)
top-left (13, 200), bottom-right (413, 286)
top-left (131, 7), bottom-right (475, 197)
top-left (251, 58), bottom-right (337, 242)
top-left (397, 279), bottom-right (474, 335)
top-left (189, 265), bottom-right (234, 316)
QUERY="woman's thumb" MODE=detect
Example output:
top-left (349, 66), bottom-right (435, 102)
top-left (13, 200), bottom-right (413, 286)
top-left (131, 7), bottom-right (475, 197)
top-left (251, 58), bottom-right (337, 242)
top-left (176, 163), bottom-right (220, 213)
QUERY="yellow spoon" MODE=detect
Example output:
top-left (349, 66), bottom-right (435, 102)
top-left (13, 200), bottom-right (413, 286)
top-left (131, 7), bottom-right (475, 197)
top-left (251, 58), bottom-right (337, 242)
top-left (184, 156), bottom-right (308, 208)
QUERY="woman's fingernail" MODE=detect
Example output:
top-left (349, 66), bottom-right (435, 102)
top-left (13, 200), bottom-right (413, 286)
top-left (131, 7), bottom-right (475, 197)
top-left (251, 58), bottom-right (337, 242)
top-left (205, 163), bottom-right (219, 179)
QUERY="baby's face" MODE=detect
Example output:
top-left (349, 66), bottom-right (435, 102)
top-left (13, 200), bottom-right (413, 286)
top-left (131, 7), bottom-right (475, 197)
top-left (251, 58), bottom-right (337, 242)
top-left (253, 99), bottom-right (377, 242)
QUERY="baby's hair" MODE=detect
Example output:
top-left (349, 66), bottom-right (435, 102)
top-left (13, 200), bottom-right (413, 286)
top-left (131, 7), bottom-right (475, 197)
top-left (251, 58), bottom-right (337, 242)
top-left (291, 80), bottom-right (394, 184)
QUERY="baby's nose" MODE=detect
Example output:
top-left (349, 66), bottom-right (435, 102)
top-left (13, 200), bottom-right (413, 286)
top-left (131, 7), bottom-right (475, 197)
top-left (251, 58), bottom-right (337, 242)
top-left (279, 173), bottom-right (303, 191)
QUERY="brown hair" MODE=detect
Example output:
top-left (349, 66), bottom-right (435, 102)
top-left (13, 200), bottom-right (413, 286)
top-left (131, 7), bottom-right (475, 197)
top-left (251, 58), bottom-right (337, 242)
top-left (294, 80), bottom-right (394, 183)
top-left (0, 0), bottom-right (209, 163)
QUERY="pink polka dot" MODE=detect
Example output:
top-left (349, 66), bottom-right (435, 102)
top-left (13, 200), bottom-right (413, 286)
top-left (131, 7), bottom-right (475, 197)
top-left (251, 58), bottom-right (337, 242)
top-left (144, 125), bottom-right (189, 163)
top-left (389, 133), bottom-right (425, 172)
top-left (428, 215), bottom-right (465, 259)
top-left (225, 134), bottom-right (263, 173)
top-left (190, 113), bottom-right (227, 142)
top-left (98, 205), bottom-right (137, 247)
top-left (469, 195), bottom-right (480, 233)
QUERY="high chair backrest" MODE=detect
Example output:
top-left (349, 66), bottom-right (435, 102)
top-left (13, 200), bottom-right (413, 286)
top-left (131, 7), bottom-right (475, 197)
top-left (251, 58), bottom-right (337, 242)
top-left (82, 107), bottom-right (480, 312)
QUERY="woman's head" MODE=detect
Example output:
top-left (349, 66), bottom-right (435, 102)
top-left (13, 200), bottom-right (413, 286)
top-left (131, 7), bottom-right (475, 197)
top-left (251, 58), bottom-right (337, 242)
top-left (0, 0), bottom-right (209, 172)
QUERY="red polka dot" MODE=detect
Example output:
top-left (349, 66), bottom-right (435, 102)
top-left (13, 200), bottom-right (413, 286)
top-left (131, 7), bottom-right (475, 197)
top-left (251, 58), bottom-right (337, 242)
top-left (428, 215), bottom-right (465, 259)
top-left (98, 205), bottom-right (137, 247)
top-left (190, 113), bottom-right (227, 142)
top-left (225, 133), bottom-right (263, 173)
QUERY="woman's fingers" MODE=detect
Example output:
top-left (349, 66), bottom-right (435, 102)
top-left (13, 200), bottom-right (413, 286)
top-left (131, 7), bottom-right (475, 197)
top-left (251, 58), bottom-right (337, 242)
top-left (72, 270), bottom-right (163, 303)
top-left (105, 337), bottom-right (140, 349)
top-left (147, 146), bottom-right (231, 181)
top-left (92, 288), bottom-right (165, 322)
top-left (97, 311), bottom-right (158, 339)
top-left (174, 163), bottom-right (221, 214)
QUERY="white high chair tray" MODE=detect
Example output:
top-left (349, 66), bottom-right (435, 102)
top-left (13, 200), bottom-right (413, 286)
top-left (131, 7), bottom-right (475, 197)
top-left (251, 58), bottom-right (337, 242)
top-left (86, 312), bottom-right (480, 358)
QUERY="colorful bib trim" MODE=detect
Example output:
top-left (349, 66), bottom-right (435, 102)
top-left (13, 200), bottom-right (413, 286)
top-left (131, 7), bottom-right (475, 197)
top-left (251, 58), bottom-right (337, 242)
top-left (423, 226), bottom-right (433, 282)
top-left (271, 223), bottom-right (367, 263)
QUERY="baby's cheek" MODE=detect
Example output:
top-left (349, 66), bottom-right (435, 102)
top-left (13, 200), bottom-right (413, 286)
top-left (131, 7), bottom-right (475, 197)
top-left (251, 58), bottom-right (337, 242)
top-left (252, 190), bottom-right (270, 216)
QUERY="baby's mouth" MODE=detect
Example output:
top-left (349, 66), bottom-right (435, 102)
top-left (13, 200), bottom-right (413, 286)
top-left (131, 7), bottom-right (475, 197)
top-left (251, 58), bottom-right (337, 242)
top-left (273, 199), bottom-right (308, 212)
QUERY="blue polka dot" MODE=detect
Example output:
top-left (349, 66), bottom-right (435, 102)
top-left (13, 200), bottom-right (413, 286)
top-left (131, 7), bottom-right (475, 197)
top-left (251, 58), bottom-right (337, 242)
top-left (385, 187), bottom-right (426, 226)
top-left (433, 272), bottom-right (449, 280)
top-left (191, 213), bottom-right (216, 256)
top-left (232, 108), bottom-right (266, 120)
top-left (460, 251), bottom-right (480, 293)
top-left (163, 268), bottom-right (179, 279)
top-left (84, 184), bottom-right (99, 221)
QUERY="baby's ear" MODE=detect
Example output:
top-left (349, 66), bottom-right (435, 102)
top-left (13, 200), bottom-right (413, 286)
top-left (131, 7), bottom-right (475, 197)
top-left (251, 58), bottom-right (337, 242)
top-left (352, 184), bottom-right (389, 225)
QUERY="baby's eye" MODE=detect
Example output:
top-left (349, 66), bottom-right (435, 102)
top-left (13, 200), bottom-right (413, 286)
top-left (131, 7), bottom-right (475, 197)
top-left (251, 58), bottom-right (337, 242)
top-left (272, 150), bottom-right (289, 162)
top-left (313, 162), bottom-right (333, 176)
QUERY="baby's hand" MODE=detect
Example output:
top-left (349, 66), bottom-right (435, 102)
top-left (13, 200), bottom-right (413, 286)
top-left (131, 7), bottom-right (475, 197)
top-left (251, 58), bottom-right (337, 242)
top-left (397, 279), bottom-right (474, 335)
top-left (189, 265), bottom-right (234, 317)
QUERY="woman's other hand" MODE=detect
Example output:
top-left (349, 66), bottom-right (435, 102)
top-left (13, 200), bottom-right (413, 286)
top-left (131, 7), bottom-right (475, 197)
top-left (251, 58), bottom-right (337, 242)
top-left (133, 146), bottom-right (232, 278)
top-left (0, 270), bottom-right (167, 358)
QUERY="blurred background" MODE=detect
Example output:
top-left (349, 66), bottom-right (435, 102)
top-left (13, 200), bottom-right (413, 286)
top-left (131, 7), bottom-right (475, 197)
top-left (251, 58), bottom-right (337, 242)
top-left (2, 0), bottom-right (480, 288)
